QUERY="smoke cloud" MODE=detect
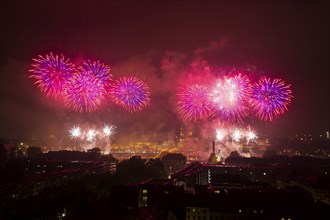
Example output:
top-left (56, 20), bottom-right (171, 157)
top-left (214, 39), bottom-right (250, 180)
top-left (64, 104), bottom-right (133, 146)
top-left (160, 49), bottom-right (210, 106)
top-left (0, 37), bottom-right (244, 151)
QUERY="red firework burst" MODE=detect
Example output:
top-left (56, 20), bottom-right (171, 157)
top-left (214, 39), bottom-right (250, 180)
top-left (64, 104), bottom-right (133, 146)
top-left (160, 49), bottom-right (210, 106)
top-left (249, 77), bottom-right (293, 121)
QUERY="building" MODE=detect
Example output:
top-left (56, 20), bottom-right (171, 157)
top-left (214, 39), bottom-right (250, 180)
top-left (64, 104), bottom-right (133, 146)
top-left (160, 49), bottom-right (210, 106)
top-left (161, 153), bottom-right (187, 174)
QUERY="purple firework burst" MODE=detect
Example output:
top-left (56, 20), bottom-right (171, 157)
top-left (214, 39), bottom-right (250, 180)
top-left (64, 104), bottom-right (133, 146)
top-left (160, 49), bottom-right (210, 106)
top-left (110, 76), bottom-right (150, 112)
top-left (249, 77), bottom-right (293, 121)
top-left (177, 84), bottom-right (213, 121)
top-left (63, 60), bottom-right (111, 112)
top-left (80, 60), bottom-right (112, 85)
top-left (29, 53), bottom-right (76, 98)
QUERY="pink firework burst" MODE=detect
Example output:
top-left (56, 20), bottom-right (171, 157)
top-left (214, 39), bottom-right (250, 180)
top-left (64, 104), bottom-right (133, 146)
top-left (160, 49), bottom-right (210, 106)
top-left (177, 84), bottom-right (213, 121)
top-left (209, 74), bottom-right (251, 122)
top-left (63, 60), bottom-right (111, 112)
top-left (29, 52), bottom-right (76, 99)
top-left (110, 76), bottom-right (150, 112)
top-left (249, 77), bottom-right (293, 121)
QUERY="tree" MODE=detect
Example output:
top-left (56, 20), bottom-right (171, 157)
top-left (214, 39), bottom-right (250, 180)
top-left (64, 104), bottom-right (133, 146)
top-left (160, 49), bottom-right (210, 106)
top-left (228, 151), bottom-right (240, 158)
top-left (161, 153), bottom-right (187, 173)
top-left (27, 146), bottom-right (42, 158)
top-left (87, 147), bottom-right (101, 160)
top-left (263, 149), bottom-right (277, 158)
top-left (0, 145), bottom-right (6, 166)
top-left (116, 156), bottom-right (147, 183)
top-left (145, 158), bottom-right (167, 178)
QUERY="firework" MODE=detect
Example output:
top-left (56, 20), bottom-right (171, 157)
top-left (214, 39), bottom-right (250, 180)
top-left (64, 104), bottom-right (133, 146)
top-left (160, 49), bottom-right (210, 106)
top-left (110, 76), bottom-right (150, 112)
top-left (63, 72), bottom-right (105, 112)
top-left (69, 126), bottom-right (81, 139)
top-left (246, 128), bottom-right (257, 143)
top-left (209, 74), bottom-right (251, 122)
top-left (249, 77), bottom-right (293, 121)
top-left (29, 53), bottom-right (76, 98)
top-left (63, 60), bottom-right (111, 112)
top-left (216, 126), bottom-right (257, 143)
top-left (214, 126), bottom-right (258, 158)
top-left (231, 129), bottom-right (242, 142)
top-left (68, 124), bottom-right (116, 141)
top-left (86, 129), bottom-right (97, 142)
top-left (103, 124), bottom-right (116, 137)
top-left (177, 84), bottom-right (213, 121)
top-left (216, 128), bottom-right (227, 141)
top-left (80, 60), bottom-right (112, 85)
top-left (103, 124), bottom-right (116, 152)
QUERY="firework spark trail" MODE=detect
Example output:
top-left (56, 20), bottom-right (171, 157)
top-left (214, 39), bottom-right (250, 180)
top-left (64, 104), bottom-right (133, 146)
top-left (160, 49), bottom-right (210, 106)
top-left (69, 125), bottom-right (116, 139)
top-left (103, 124), bottom-right (116, 137)
top-left (246, 127), bottom-right (257, 144)
top-left (215, 126), bottom-right (257, 142)
top-left (103, 124), bottom-right (116, 153)
top-left (177, 84), bottom-right (213, 121)
top-left (110, 76), bottom-right (150, 112)
top-left (63, 60), bottom-right (111, 112)
top-left (249, 77), bottom-right (293, 121)
top-left (29, 53), bottom-right (76, 98)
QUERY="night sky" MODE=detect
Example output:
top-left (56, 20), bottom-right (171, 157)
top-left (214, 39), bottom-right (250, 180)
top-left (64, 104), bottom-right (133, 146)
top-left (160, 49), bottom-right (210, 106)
top-left (0, 1), bottom-right (329, 143)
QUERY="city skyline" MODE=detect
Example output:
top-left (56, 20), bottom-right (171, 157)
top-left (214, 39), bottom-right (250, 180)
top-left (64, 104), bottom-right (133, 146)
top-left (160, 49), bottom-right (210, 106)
top-left (0, 1), bottom-right (329, 143)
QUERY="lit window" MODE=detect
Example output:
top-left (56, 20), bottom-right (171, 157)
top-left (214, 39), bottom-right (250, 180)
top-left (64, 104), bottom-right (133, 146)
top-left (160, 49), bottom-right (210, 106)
top-left (142, 189), bottom-right (147, 194)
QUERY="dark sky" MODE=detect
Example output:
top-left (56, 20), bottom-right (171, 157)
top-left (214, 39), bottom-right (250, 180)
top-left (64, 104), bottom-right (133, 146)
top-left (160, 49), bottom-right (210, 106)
top-left (0, 1), bottom-right (329, 142)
